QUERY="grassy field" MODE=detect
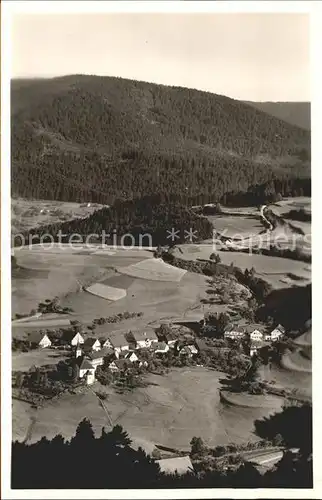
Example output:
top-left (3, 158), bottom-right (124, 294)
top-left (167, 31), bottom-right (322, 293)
top-left (268, 197), bottom-right (311, 216)
top-left (260, 363), bottom-right (311, 399)
top-left (12, 368), bottom-right (284, 450)
top-left (208, 215), bottom-right (263, 239)
top-left (12, 198), bottom-right (107, 233)
top-left (12, 246), bottom-right (152, 316)
top-left (12, 348), bottom-right (68, 372)
top-left (174, 244), bottom-right (311, 290)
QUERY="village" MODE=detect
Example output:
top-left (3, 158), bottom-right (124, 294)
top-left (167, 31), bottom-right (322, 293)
top-left (16, 317), bottom-right (286, 387)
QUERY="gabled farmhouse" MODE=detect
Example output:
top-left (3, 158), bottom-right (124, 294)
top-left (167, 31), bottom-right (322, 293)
top-left (126, 329), bottom-right (158, 349)
top-left (100, 337), bottom-right (113, 349)
top-left (109, 358), bottom-right (131, 373)
top-left (83, 337), bottom-right (101, 352)
top-left (110, 335), bottom-right (129, 355)
top-left (224, 324), bottom-right (245, 340)
top-left (77, 358), bottom-right (96, 385)
top-left (270, 324), bottom-right (285, 341)
top-left (248, 329), bottom-right (264, 342)
top-left (123, 351), bottom-right (139, 363)
top-left (62, 331), bottom-right (84, 346)
top-left (179, 344), bottom-right (199, 357)
top-left (28, 332), bottom-right (52, 349)
top-left (156, 326), bottom-right (178, 347)
top-left (73, 343), bottom-right (83, 358)
top-left (152, 342), bottom-right (170, 354)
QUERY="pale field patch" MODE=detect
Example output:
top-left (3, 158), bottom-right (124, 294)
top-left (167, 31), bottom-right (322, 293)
top-left (86, 283), bottom-right (127, 301)
top-left (208, 215), bottom-right (263, 239)
top-left (118, 258), bottom-right (187, 282)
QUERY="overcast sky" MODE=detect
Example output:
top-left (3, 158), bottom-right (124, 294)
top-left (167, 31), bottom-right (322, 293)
top-left (11, 13), bottom-right (310, 101)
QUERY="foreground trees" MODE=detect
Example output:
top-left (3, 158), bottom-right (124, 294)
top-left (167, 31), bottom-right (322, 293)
top-left (12, 403), bottom-right (312, 488)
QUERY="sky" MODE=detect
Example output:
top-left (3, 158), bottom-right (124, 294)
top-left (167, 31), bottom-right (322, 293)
top-left (11, 13), bottom-right (310, 101)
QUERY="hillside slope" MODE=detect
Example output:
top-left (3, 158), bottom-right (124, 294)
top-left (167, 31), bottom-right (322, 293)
top-left (21, 194), bottom-right (214, 246)
top-left (11, 75), bottom-right (310, 205)
top-left (245, 101), bottom-right (310, 131)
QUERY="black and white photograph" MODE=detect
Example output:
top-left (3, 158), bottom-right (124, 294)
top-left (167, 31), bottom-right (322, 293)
top-left (1, 1), bottom-right (319, 497)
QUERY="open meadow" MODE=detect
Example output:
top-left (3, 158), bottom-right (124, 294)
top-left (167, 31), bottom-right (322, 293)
top-left (12, 198), bottom-right (107, 234)
top-left (174, 244), bottom-right (311, 290)
top-left (12, 367), bottom-right (284, 451)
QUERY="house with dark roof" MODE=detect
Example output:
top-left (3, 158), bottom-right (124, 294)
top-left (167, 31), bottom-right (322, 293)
top-left (124, 351), bottom-right (139, 363)
top-left (110, 334), bottom-right (129, 355)
top-left (179, 344), bottom-right (199, 357)
top-left (126, 329), bottom-right (158, 349)
top-left (100, 337), bottom-right (113, 349)
top-left (156, 327), bottom-right (178, 347)
top-left (83, 337), bottom-right (101, 352)
top-left (77, 358), bottom-right (96, 385)
top-left (88, 347), bottom-right (114, 368)
top-left (152, 341), bottom-right (170, 354)
top-left (269, 324), bottom-right (285, 342)
top-left (62, 331), bottom-right (84, 346)
top-left (28, 332), bottom-right (52, 349)
top-left (108, 358), bottom-right (131, 372)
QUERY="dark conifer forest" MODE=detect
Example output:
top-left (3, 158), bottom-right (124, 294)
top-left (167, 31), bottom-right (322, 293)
top-left (11, 75), bottom-right (310, 206)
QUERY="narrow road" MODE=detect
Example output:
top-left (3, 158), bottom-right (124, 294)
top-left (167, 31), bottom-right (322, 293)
top-left (260, 205), bottom-right (273, 231)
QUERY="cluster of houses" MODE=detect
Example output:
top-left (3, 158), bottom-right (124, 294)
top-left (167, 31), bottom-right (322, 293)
top-left (27, 326), bottom-right (200, 385)
top-left (223, 323), bottom-right (285, 356)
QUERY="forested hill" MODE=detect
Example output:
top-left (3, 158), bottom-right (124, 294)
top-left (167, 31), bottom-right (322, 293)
top-left (12, 75), bottom-right (310, 205)
top-left (23, 195), bottom-right (214, 246)
top-left (244, 101), bottom-right (310, 131)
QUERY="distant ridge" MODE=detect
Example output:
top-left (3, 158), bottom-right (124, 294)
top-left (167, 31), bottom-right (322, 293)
top-left (11, 75), bottom-right (310, 205)
top-left (244, 101), bottom-right (310, 131)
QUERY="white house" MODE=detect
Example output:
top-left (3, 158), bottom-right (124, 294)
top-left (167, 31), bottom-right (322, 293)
top-left (28, 332), bottom-right (52, 349)
top-left (78, 358), bottom-right (96, 385)
top-left (153, 342), bottom-right (170, 354)
top-left (83, 337), bottom-right (101, 352)
top-left (224, 325), bottom-right (245, 340)
top-left (100, 338), bottom-right (113, 349)
top-left (62, 331), bottom-right (84, 346)
top-left (124, 351), bottom-right (139, 363)
top-left (110, 335), bottom-right (129, 356)
top-left (270, 324), bottom-right (285, 342)
top-left (127, 329), bottom-right (158, 349)
top-left (249, 329), bottom-right (264, 342)
top-left (179, 344), bottom-right (199, 357)
top-left (74, 343), bottom-right (83, 358)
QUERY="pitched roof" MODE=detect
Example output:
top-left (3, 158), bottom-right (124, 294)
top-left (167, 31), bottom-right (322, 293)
top-left (89, 347), bottom-right (114, 359)
top-left (224, 324), bottom-right (245, 333)
top-left (130, 329), bottom-right (158, 342)
top-left (273, 324), bottom-right (285, 332)
top-left (28, 332), bottom-right (50, 344)
top-left (109, 334), bottom-right (129, 348)
top-left (100, 337), bottom-right (112, 345)
top-left (79, 358), bottom-right (94, 370)
top-left (153, 341), bottom-right (168, 350)
top-left (110, 359), bottom-right (131, 369)
top-left (62, 330), bottom-right (81, 342)
top-left (125, 350), bottom-right (137, 356)
top-left (156, 456), bottom-right (194, 475)
top-left (83, 337), bottom-right (100, 348)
